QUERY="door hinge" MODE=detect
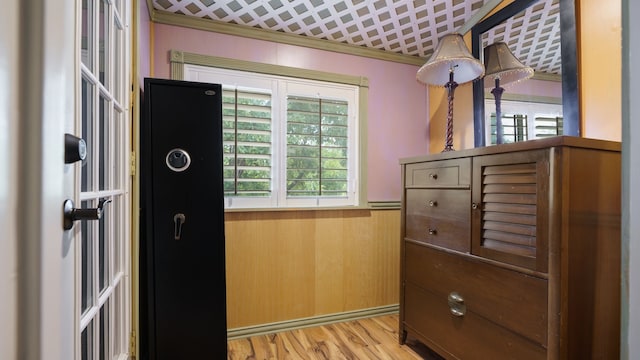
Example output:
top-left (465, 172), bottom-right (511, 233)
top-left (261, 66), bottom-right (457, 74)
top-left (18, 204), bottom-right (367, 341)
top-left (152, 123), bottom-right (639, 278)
top-left (129, 330), bottom-right (136, 359)
top-left (130, 151), bottom-right (136, 176)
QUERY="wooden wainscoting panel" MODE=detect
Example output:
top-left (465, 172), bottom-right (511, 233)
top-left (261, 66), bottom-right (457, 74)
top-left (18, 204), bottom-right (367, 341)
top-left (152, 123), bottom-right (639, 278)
top-left (313, 210), bottom-right (347, 314)
top-left (224, 209), bottom-right (401, 329)
top-left (224, 211), bottom-right (317, 328)
top-left (343, 210), bottom-right (401, 310)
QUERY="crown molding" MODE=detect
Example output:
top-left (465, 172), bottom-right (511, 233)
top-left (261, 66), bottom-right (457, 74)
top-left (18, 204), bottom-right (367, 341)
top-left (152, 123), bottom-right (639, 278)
top-left (169, 50), bottom-right (370, 87)
top-left (149, 8), bottom-right (426, 67)
top-left (145, 0), bottom-right (154, 19)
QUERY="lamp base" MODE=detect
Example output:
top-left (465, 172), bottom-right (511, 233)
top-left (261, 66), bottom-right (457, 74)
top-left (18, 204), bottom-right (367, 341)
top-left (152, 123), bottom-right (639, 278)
top-left (442, 73), bottom-right (458, 153)
top-left (492, 78), bottom-right (505, 144)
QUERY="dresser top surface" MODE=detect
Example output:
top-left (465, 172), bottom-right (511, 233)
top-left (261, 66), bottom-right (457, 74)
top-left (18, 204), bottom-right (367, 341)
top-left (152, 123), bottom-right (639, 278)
top-left (400, 136), bottom-right (621, 165)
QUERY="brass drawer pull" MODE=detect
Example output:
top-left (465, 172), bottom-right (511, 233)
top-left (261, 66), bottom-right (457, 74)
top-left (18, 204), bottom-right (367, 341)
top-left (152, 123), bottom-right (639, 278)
top-left (428, 228), bottom-right (437, 235)
top-left (448, 292), bottom-right (466, 317)
top-left (428, 200), bottom-right (437, 207)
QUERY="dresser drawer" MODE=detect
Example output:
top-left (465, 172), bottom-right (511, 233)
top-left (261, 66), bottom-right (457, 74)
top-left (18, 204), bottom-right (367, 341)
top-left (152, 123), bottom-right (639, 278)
top-left (405, 158), bottom-right (471, 187)
top-left (405, 189), bottom-right (470, 252)
top-left (403, 282), bottom-right (546, 360)
top-left (404, 242), bottom-right (548, 346)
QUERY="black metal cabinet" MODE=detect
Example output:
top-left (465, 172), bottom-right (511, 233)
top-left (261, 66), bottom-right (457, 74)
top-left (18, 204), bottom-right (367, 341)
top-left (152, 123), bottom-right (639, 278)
top-left (140, 78), bottom-right (227, 359)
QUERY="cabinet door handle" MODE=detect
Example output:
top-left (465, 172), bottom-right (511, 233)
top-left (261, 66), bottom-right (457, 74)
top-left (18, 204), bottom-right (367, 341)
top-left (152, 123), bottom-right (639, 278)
top-left (450, 307), bottom-right (465, 317)
top-left (472, 202), bottom-right (479, 210)
top-left (429, 173), bottom-right (438, 180)
top-left (448, 292), bottom-right (466, 317)
top-left (428, 200), bottom-right (437, 207)
top-left (174, 213), bottom-right (186, 240)
top-left (428, 228), bottom-right (437, 235)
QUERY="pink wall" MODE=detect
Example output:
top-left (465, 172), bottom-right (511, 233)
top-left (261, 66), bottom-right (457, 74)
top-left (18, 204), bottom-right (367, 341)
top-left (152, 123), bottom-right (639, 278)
top-left (152, 24), bottom-right (430, 201)
top-left (137, 0), bottom-right (151, 84)
top-left (506, 78), bottom-right (562, 98)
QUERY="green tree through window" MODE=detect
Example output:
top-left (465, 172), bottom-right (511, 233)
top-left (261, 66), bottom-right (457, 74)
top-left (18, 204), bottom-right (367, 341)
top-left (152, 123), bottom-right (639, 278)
top-left (222, 88), bottom-right (272, 196)
top-left (286, 96), bottom-right (349, 197)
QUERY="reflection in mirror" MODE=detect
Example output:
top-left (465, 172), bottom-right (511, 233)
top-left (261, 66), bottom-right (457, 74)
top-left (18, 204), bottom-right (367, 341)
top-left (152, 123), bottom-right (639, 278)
top-left (482, 0), bottom-right (562, 75)
top-left (483, 42), bottom-right (535, 144)
top-left (472, 0), bottom-right (579, 146)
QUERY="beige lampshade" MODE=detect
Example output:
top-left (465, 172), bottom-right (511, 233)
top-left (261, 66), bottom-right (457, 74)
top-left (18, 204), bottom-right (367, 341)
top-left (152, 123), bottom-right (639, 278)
top-left (416, 33), bottom-right (485, 86)
top-left (483, 42), bottom-right (534, 87)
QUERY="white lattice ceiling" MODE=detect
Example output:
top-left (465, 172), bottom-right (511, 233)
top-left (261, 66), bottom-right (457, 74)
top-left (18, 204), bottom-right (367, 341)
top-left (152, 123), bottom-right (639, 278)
top-left (151, 0), bottom-right (561, 74)
top-left (482, 0), bottom-right (561, 74)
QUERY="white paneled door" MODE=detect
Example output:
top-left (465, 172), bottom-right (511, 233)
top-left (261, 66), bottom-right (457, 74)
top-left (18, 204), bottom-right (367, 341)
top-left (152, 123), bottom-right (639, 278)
top-left (0, 0), bottom-right (19, 358)
top-left (4, 0), bottom-right (76, 359)
top-left (0, 1), bottom-right (130, 359)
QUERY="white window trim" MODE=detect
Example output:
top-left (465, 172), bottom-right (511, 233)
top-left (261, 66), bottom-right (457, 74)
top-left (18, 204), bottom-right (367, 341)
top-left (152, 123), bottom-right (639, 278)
top-left (169, 50), bottom-right (369, 210)
top-left (182, 62), bottom-right (362, 209)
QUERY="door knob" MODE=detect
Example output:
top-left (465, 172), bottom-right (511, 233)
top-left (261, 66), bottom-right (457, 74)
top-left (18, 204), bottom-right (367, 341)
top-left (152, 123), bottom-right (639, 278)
top-left (63, 198), bottom-right (111, 230)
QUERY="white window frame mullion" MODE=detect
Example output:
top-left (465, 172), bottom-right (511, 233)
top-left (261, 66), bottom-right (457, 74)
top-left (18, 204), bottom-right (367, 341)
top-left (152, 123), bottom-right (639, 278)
top-left (91, 87), bottom-right (101, 195)
top-left (89, 54), bottom-right (102, 355)
top-left (114, 0), bottom-right (131, 357)
top-left (92, 194), bottom-right (100, 360)
top-left (275, 81), bottom-right (287, 208)
top-left (102, 0), bottom-right (113, 94)
top-left (106, 0), bottom-right (115, 96)
top-left (95, 0), bottom-right (115, 359)
top-left (77, 0), bottom-right (99, 356)
top-left (113, 3), bottom-right (124, 107)
top-left (109, 286), bottom-right (117, 359)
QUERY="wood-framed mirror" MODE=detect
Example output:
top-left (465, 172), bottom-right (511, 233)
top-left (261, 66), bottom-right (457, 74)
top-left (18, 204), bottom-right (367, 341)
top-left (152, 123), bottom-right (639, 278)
top-left (472, 0), bottom-right (579, 146)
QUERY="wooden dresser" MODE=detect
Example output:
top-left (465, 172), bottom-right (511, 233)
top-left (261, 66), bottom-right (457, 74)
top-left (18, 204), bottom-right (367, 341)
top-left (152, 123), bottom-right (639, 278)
top-left (399, 136), bottom-right (621, 360)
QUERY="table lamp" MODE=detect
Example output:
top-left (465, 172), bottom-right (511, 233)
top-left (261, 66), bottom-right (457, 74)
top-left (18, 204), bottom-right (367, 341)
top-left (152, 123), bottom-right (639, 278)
top-left (417, 33), bottom-right (485, 152)
top-left (483, 42), bottom-right (534, 144)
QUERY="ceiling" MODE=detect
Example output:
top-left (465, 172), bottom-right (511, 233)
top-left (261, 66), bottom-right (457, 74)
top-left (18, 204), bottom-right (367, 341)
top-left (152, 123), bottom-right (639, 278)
top-left (150, 0), bottom-right (561, 75)
top-left (481, 0), bottom-right (561, 74)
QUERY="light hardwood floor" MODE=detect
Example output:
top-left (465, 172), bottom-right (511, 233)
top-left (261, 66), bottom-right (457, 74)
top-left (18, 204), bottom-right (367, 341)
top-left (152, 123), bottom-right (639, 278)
top-left (227, 314), bottom-right (442, 360)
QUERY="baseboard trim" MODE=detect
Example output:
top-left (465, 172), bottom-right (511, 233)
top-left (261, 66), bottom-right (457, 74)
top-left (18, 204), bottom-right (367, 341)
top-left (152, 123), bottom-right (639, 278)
top-left (227, 304), bottom-right (399, 340)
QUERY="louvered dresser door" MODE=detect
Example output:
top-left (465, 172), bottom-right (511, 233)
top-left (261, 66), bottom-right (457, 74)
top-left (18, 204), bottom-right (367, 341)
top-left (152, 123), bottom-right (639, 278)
top-left (471, 149), bottom-right (550, 272)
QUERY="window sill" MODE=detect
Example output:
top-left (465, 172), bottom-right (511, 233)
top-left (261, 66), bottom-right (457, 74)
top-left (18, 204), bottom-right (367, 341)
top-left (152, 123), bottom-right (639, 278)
top-left (223, 201), bottom-right (400, 213)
